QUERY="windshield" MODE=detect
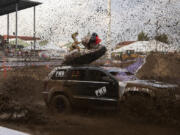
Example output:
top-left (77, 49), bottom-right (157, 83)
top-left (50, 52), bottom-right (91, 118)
top-left (109, 70), bottom-right (137, 82)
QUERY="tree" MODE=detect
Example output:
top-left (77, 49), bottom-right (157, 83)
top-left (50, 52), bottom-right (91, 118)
top-left (155, 33), bottom-right (169, 44)
top-left (137, 31), bottom-right (150, 41)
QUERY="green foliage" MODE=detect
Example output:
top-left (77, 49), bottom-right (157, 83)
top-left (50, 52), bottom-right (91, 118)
top-left (39, 40), bottom-right (49, 46)
top-left (155, 33), bottom-right (169, 44)
top-left (137, 31), bottom-right (150, 41)
top-left (9, 39), bottom-right (30, 47)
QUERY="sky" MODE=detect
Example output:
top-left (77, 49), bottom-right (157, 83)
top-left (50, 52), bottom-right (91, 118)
top-left (0, 0), bottom-right (180, 48)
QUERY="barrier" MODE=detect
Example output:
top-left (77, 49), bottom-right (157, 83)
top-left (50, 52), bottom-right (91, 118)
top-left (0, 126), bottom-right (30, 135)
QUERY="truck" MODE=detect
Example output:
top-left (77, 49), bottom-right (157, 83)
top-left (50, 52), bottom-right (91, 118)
top-left (42, 65), bottom-right (178, 113)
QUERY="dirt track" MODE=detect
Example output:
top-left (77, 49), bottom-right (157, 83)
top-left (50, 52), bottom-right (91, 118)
top-left (0, 59), bottom-right (180, 135)
top-left (1, 112), bottom-right (180, 135)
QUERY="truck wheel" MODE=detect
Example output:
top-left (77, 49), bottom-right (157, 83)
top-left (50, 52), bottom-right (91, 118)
top-left (50, 95), bottom-right (71, 114)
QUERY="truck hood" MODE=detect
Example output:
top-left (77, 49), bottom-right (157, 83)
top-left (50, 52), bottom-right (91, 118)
top-left (124, 80), bottom-right (178, 89)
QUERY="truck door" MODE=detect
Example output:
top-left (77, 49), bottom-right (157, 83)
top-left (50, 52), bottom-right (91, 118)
top-left (86, 69), bottom-right (118, 103)
top-left (64, 68), bottom-right (98, 107)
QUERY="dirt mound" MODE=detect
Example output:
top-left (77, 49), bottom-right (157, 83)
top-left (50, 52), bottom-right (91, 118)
top-left (0, 66), bottom-right (51, 122)
top-left (137, 52), bottom-right (180, 85)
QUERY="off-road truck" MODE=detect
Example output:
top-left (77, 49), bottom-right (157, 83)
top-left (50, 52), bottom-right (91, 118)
top-left (42, 66), bottom-right (178, 113)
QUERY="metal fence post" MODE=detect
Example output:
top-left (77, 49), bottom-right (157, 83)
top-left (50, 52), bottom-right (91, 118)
top-left (15, 3), bottom-right (18, 50)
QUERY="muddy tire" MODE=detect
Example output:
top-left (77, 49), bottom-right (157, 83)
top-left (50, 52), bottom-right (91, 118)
top-left (50, 95), bottom-right (71, 114)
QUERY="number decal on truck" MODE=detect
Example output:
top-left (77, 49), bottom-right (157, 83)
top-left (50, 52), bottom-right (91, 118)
top-left (55, 71), bottom-right (65, 77)
top-left (95, 86), bottom-right (107, 97)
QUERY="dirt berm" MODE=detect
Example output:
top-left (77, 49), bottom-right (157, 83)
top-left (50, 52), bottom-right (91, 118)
top-left (137, 52), bottom-right (180, 85)
top-left (0, 66), bottom-right (51, 122)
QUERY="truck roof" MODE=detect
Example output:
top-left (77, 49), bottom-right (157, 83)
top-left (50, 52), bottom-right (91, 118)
top-left (54, 65), bottom-right (129, 73)
top-left (55, 65), bottom-right (102, 69)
